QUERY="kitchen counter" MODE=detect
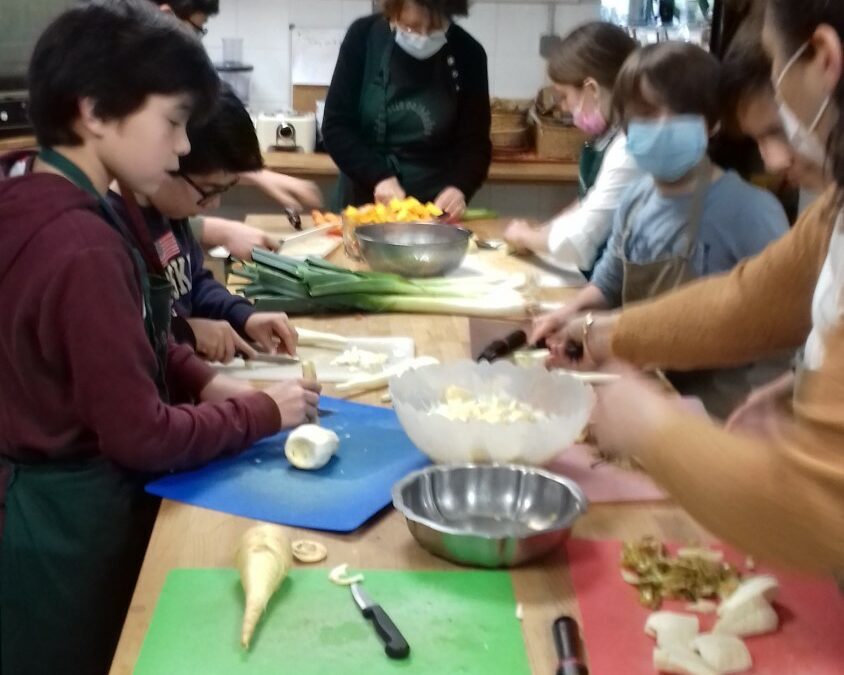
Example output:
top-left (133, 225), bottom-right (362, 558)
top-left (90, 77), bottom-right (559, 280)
top-left (110, 219), bottom-right (709, 674)
top-left (0, 135), bottom-right (36, 152)
top-left (263, 150), bottom-right (579, 184)
top-left (0, 135), bottom-right (578, 184)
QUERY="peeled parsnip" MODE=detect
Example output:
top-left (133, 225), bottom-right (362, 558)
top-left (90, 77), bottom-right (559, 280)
top-left (285, 424), bottom-right (339, 469)
top-left (236, 524), bottom-right (292, 650)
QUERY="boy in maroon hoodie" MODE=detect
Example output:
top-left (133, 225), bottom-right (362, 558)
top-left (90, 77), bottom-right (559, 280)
top-left (0, 2), bottom-right (319, 673)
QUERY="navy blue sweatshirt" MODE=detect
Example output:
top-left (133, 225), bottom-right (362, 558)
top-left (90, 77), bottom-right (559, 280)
top-left (108, 194), bottom-right (255, 332)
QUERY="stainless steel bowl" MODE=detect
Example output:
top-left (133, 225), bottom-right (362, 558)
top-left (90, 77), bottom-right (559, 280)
top-left (355, 222), bottom-right (471, 277)
top-left (392, 464), bottom-right (587, 568)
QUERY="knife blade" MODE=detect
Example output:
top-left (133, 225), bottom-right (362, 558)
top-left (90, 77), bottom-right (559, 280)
top-left (243, 352), bottom-right (301, 365)
top-left (350, 583), bottom-right (410, 659)
top-left (277, 223), bottom-right (337, 249)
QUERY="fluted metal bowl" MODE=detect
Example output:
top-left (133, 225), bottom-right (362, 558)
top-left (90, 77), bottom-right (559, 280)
top-left (393, 464), bottom-right (587, 568)
top-left (355, 222), bottom-right (471, 277)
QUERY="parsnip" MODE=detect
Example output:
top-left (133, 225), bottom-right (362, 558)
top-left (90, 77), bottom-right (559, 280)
top-left (236, 524), bottom-right (292, 649)
top-left (285, 424), bottom-right (339, 469)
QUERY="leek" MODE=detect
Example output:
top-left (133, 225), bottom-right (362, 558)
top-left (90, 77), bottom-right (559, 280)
top-left (233, 249), bottom-right (528, 318)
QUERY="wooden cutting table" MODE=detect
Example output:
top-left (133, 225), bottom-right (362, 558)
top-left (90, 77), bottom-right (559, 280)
top-left (109, 220), bottom-right (711, 674)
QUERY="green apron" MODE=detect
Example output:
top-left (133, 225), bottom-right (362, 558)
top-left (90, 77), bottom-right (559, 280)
top-left (332, 20), bottom-right (459, 208)
top-left (578, 129), bottom-right (617, 200)
top-left (0, 150), bottom-right (172, 675)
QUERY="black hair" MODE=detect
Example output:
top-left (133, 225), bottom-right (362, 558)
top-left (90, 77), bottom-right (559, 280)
top-left (613, 41), bottom-right (721, 129)
top-left (382, 0), bottom-right (469, 20)
top-left (180, 84), bottom-right (263, 175)
top-left (720, 36), bottom-right (774, 134)
top-left (148, 0), bottom-right (220, 19)
top-left (547, 22), bottom-right (638, 91)
top-left (767, 0), bottom-right (844, 191)
top-left (28, 0), bottom-right (220, 148)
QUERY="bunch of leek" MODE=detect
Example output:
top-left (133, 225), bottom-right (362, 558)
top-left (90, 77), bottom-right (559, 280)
top-left (233, 249), bottom-right (527, 317)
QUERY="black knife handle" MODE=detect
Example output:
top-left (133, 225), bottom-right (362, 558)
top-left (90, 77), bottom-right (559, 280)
top-left (363, 604), bottom-right (410, 659)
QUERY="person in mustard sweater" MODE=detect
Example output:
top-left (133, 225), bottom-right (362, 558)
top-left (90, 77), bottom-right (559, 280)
top-left (540, 0), bottom-right (844, 577)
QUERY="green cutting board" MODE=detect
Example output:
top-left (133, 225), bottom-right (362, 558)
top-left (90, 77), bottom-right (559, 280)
top-left (134, 568), bottom-right (532, 675)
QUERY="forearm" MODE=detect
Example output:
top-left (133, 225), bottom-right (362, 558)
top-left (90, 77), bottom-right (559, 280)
top-left (638, 411), bottom-right (844, 573)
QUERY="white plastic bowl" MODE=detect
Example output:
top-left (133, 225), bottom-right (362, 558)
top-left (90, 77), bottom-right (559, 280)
top-left (390, 360), bottom-right (593, 465)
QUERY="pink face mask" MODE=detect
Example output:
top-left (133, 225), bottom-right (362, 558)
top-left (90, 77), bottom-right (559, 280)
top-left (572, 86), bottom-right (608, 137)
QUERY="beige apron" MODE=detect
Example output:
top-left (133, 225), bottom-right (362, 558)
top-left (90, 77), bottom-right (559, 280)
top-left (620, 164), bottom-right (788, 419)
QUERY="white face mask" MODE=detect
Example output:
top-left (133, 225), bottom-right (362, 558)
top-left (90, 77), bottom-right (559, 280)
top-left (774, 42), bottom-right (832, 168)
top-left (394, 27), bottom-right (448, 60)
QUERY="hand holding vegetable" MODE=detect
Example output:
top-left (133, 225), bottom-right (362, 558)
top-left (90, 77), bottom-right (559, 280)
top-left (433, 186), bottom-right (466, 219)
top-left (263, 379), bottom-right (321, 428)
top-left (503, 219), bottom-right (549, 254)
top-left (244, 312), bottom-right (298, 356)
top-left (236, 523), bottom-right (292, 649)
top-left (546, 311), bottom-right (617, 370)
top-left (374, 176), bottom-right (406, 204)
top-left (187, 318), bottom-right (257, 363)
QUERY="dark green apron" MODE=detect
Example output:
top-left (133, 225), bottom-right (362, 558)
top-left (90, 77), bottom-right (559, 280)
top-left (332, 20), bottom-right (459, 208)
top-left (578, 129), bottom-right (617, 200)
top-left (0, 149), bottom-right (172, 675)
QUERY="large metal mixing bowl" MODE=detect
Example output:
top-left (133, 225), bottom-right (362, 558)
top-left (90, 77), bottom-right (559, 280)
top-left (355, 222), bottom-right (471, 277)
top-left (393, 464), bottom-right (587, 568)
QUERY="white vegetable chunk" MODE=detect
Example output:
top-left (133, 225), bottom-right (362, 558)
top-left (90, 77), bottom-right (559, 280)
top-left (692, 634), bottom-right (753, 674)
top-left (284, 425), bottom-right (340, 470)
top-left (645, 611), bottom-right (701, 648)
top-left (713, 595), bottom-right (779, 637)
top-left (653, 647), bottom-right (719, 675)
top-left (717, 575), bottom-right (779, 617)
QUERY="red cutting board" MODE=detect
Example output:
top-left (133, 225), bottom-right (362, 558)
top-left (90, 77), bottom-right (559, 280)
top-left (566, 539), bottom-right (844, 675)
top-left (547, 445), bottom-right (667, 503)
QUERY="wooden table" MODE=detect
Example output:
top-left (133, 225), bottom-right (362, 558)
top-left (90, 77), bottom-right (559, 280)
top-left (110, 221), bottom-right (711, 674)
top-left (263, 150), bottom-right (579, 184)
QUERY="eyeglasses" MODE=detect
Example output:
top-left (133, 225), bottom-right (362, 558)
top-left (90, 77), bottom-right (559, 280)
top-left (187, 21), bottom-right (208, 37)
top-left (180, 173), bottom-right (238, 206)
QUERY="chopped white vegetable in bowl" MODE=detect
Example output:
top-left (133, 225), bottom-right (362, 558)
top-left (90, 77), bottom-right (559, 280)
top-left (390, 359), bottom-right (593, 465)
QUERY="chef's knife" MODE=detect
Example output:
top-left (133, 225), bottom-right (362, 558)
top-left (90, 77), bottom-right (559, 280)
top-left (350, 583), bottom-right (410, 659)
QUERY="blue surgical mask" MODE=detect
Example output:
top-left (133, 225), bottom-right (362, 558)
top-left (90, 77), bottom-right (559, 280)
top-left (626, 116), bottom-right (709, 182)
top-left (394, 28), bottom-right (448, 60)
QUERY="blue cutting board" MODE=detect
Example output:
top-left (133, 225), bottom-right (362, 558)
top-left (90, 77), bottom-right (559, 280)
top-left (145, 397), bottom-right (430, 532)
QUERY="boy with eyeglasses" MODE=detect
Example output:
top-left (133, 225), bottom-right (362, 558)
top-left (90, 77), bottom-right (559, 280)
top-left (110, 86), bottom-right (298, 363)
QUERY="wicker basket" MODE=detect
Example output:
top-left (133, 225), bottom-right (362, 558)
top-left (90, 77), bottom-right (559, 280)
top-left (533, 112), bottom-right (587, 161)
top-left (491, 127), bottom-right (531, 151)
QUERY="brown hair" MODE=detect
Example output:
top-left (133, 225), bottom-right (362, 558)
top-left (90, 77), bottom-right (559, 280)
top-left (613, 41), bottom-right (721, 129)
top-left (547, 22), bottom-right (637, 90)
top-left (719, 35), bottom-right (773, 134)
top-left (381, 0), bottom-right (469, 21)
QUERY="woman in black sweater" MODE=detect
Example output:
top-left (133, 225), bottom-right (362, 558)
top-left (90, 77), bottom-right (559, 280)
top-left (322, 0), bottom-right (491, 216)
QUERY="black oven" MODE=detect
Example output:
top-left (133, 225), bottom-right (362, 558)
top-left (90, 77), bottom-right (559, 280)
top-left (0, 0), bottom-right (75, 136)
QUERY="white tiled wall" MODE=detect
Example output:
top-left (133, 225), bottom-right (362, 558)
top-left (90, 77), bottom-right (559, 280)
top-left (205, 0), bottom-right (602, 113)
